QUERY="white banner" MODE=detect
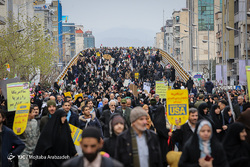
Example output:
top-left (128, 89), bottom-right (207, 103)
top-left (239, 60), bottom-right (247, 86)
top-left (143, 82), bottom-right (151, 93)
top-left (216, 65), bottom-right (222, 86)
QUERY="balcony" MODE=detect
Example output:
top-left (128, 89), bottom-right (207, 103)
top-left (0, 16), bottom-right (5, 25)
top-left (0, 0), bottom-right (5, 5)
top-left (244, 43), bottom-right (250, 50)
top-left (217, 51), bottom-right (222, 57)
top-left (216, 31), bottom-right (222, 39)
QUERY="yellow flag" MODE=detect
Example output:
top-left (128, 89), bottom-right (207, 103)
top-left (69, 124), bottom-right (83, 146)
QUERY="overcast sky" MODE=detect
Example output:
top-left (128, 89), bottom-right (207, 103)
top-left (47, 0), bottom-right (186, 47)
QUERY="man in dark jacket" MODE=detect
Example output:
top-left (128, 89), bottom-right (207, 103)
top-left (115, 107), bottom-right (162, 167)
top-left (186, 77), bottom-right (194, 93)
top-left (234, 95), bottom-right (245, 119)
top-left (63, 101), bottom-right (80, 127)
top-left (170, 108), bottom-right (198, 151)
top-left (205, 78), bottom-right (214, 94)
top-left (79, 106), bottom-right (103, 136)
top-left (99, 100), bottom-right (122, 137)
top-left (62, 127), bottom-right (123, 167)
top-left (117, 98), bottom-right (131, 127)
top-left (0, 111), bottom-right (25, 167)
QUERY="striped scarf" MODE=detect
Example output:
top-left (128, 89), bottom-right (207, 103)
top-left (131, 128), bottom-right (140, 167)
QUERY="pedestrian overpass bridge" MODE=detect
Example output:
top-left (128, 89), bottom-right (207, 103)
top-left (56, 48), bottom-right (191, 84)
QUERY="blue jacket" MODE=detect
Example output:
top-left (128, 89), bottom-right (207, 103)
top-left (2, 125), bottom-right (25, 167)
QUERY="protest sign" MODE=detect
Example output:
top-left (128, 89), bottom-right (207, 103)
top-left (64, 92), bottom-right (72, 99)
top-left (155, 81), bottom-right (168, 99)
top-left (143, 82), bottom-right (151, 94)
top-left (69, 124), bottom-right (83, 146)
top-left (74, 93), bottom-right (83, 100)
top-left (166, 89), bottom-right (189, 126)
top-left (129, 84), bottom-right (138, 97)
top-left (124, 79), bottom-right (130, 87)
top-left (103, 54), bottom-right (111, 60)
top-left (7, 82), bottom-right (30, 111)
top-left (13, 103), bottom-right (30, 135)
top-left (135, 73), bottom-right (139, 79)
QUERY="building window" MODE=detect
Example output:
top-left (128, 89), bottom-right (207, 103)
top-left (234, 22), bottom-right (239, 36)
top-left (234, 45), bottom-right (239, 58)
top-left (52, 16), bottom-right (57, 21)
top-left (234, 0), bottom-right (239, 14)
top-left (198, 0), bottom-right (214, 31)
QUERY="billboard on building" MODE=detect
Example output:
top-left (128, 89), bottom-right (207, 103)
top-left (62, 15), bottom-right (68, 23)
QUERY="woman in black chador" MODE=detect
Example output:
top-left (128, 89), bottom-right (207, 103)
top-left (223, 122), bottom-right (250, 167)
top-left (33, 109), bottom-right (77, 167)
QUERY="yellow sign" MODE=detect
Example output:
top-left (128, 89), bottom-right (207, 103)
top-left (13, 103), bottom-right (30, 135)
top-left (135, 73), bottom-right (139, 79)
top-left (64, 92), bottom-right (72, 99)
top-left (96, 52), bottom-right (100, 57)
top-left (246, 66), bottom-right (250, 98)
top-left (74, 93), bottom-right (83, 100)
top-left (155, 81), bottom-right (168, 99)
top-left (69, 124), bottom-right (83, 146)
top-left (7, 82), bottom-right (30, 111)
top-left (129, 47), bottom-right (132, 50)
top-left (103, 54), bottom-right (112, 60)
top-left (166, 89), bottom-right (189, 126)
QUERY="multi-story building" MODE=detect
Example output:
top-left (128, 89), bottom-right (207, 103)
top-left (0, 0), bottom-right (6, 25)
top-left (62, 23), bottom-right (76, 65)
top-left (155, 31), bottom-right (164, 49)
top-left (34, 4), bottom-right (54, 37)
top-left (75, 25), bottom-right (84, 53)
top-left (172, 8), bottom-right (189, 71)
top-left (164, 19), bottom-right (174, 55)
top-left (83, 31), bottom-right (95, 49)
top-left (187, 0), bottom-right (220, 79)
top-left (49, 0), bottom-right (62, 67)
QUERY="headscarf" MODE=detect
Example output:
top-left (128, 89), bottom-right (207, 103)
top-left (223, 106), bottom-right (234, 125)
top-left (33, 109), bottom-right (76, 167)
top-left (197, 120), bottom-right (212, 158)
top-left (223, 122), bottom-right (250, 166)
top-left (210, 104), bottom-right (224, 129)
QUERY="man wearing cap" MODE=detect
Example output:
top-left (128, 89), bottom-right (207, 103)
top-left (194, 94), bottom-right (205, 109)
top-left (62, 127), bottom-right (123, 167)
top-left (40, 100), bottom-right (56, 132)
top-left (115, 107), bottom-right (162, 167)
top-left (117, 98), bottom-right (131, 127)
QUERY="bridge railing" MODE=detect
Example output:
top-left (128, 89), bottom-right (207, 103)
top-left (56, 51), bottom-right (82, 83)
top-left (158, 49), bottom-right (191, 82)
top-left (57, 48), bottom-right (191, 84)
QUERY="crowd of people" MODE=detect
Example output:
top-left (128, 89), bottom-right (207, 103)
top-left (0, 47), bottom-right (250, 167)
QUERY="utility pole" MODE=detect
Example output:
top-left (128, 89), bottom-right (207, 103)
top-left (189, 0), bottom-right (193, 73)
top-left (208, 18), bottom-right (210, 80)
